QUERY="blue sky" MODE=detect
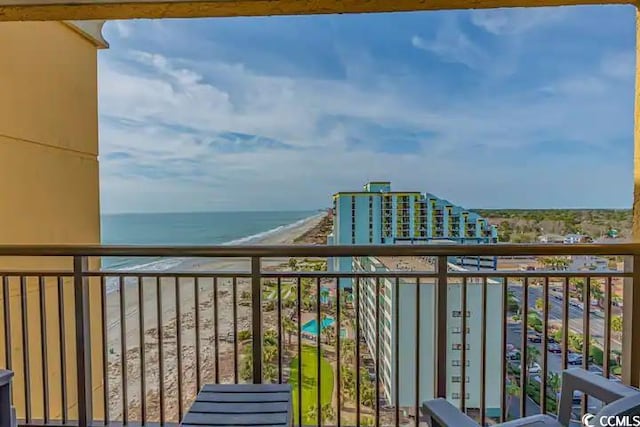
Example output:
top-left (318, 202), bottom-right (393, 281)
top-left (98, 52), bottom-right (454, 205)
top-left (98, 6), bottom-right (636, 213)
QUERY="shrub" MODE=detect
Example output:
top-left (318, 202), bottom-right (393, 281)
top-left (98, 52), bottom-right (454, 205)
top-left (526, 379), bottom-right (558, 414)
top-left (238, 330), bottom-right (252, 341)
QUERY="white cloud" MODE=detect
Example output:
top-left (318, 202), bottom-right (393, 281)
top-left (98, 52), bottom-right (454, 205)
top-left (470, 8), bottom-right (567, 35)
top-left (98, 18), bottom-right (633, 213)
top-left (111, 21), bottom-right (133, 39)
top-left (411, 19), bottom-right (487, 70)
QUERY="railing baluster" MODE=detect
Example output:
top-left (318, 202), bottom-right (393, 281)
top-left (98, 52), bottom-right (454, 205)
top-left (436, 256), bottom-right (448, 399)
top-left (562, 277), bottom-right (569, 371)
top-left (375, 277), bottom-right (380, 427)
top-left (297, 276), bottom-right (302, 427)
top-left (251, 257), bottom-right (262, 384)
top-left (316, 276), bottom-right (321, 426)
top-left (74, 256), bottom-right (92, 427)
top-left (57, 276), bottom-right (67, 424)
top-left (213, 277), bottom-right (219, 384)
top-left (500, 276), bottom-right (507, 423)
top-left (460, 277), bottom-right (467, 414)
top-left (336, 278), bottom-right (342, 427)
top-left (138, 277), bottom-right (146, 425)
top-left (519, 277), bottom-right (528, 419)
top-left (119, 276), bottom-right (128, 424)
top-left (233, 277), bottom-right (238, 384)
top-left (194, 277), bottom-right (201, 392)
top-left (100, 277), bottom-right (108, 425)
top-left (176, 277), bottom-right (183, 420)
top-left (38, 276), bottom-right (49, 423)
top-left (277, 277), bottom-right (283, 385)
top-left (480, 277), bottom-right (487, 425)
top-left (20, 276), bottom-right (31, 423)
top-left (394, 277), bottom-right (400, 427)
top-left (2, 277), bottom-right (11, 372)
top-left (156, 277), bottom-right (165, 425)
top-left (355, 276), bottom-right (361, 426)
top-left (604, 277), bottom-right (612, 379)
top-left (415, 276), bottom-right (420, 426)
top-left (582, 277), bottom-right (591, 415)
top-left (541, 277), bottom-right (549, 415)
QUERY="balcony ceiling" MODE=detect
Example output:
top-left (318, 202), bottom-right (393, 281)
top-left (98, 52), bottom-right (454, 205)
top-left (0, 0), bottom-right (633, 21)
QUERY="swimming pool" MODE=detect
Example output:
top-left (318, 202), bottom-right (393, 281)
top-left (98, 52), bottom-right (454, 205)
top-left (301, 316), bottom-right (335, 335)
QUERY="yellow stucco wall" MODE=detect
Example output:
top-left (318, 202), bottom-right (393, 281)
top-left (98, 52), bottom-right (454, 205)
top-left (0, 21), bottom-right (103, 421)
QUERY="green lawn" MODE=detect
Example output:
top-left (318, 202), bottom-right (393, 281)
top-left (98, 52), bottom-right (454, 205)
top-left (289, 345), bottom-right (334, 424)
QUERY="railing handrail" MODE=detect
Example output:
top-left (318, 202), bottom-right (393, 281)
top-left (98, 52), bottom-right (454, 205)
top-left (0, 243), bottom-right (637, 257)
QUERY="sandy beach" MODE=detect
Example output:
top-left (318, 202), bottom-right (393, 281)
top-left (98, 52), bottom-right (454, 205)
top-left (105, 212), bottom-right (328, 422)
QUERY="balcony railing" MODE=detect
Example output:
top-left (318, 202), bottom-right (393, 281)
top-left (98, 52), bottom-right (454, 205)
top-left (0, 244), bottom-right (637, 426)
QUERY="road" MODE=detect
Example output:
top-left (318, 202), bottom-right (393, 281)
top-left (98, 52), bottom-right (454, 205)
top-left (508, 283), bottom-right (621, 352)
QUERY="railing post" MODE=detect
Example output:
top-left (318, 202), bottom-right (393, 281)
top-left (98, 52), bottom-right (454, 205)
top-left (623, 255), bottom-right (640, 387)
top-left (73, 256), bottom-right (92, 427)
top-left (251, 257), bottom-right (262, 383)
top-left (435, 256), bottom-right (448, 398)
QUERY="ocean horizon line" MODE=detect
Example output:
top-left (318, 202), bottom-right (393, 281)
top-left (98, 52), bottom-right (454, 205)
top-left (101, 208), bottom-right (326, 217)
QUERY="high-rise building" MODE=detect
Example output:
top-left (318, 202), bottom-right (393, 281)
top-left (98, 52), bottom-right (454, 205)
top-left (354, 257), bottom-right (503, 418)
top-left (328, 181), bottom-right (499, 276)
top-left (327, 182), bottom-right (503, 418)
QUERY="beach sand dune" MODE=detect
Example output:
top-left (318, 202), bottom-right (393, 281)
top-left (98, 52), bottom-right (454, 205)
top-left (105, 213), bottom-right (327, 422)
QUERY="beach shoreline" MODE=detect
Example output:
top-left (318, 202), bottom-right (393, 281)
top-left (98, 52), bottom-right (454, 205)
top-left (106, 211), bottom-right (329, 421)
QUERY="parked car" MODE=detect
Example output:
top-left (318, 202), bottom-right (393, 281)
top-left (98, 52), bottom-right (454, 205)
top-left (507, 350), bottom-right (521, 361)
top-left (547, 335), bottom-right (557, 344)
top-left (527, 332), bottom-right (542, 343)
top-left (519, 362), bottom-right (541, 375)
top-left (548, 343), bottom-right (562, 353)
top-left (568, 353), bottom-right (583, 365)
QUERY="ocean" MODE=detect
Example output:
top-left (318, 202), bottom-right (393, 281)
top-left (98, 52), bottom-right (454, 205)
top-left (101, 210), bottom-right (320, 270)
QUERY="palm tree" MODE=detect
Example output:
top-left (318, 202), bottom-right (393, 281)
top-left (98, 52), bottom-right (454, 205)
top-left (265, 282), bottom-right (297, 307)
top-left (320, 403), bottom-right (335, 423)
top-left (305, 404), bottom-right (318, 424)
top-left (570, 278), bottom-right (585, 301)
top-left (361, 383), bottom-right (376, 408)
top-left (506, 380), bottom-right (520, 414)
top-left (340, 366), bottom-right (356, 400)
top-left (288, 258), bottom-right (298, 271)
top-left (535, 298), bottom-right (544, 312)
top-left (360, 416), bottom-right (375, 426)
top-left (612, 315), bottom-right (623, 334)
top-left (282, 316), bottom-right (296, 345)
top-left (591, 281), bottom-right (604, 307)
top-left (320, 287), bottom-right (331, 307)
top-left (526, 345), bottom-right (540, 369)
top-left (340, 338), bottom-right (355, 365)
top-left (547, 372), bottom-right (561, 400)
top-left (263, 344), bottom-right (278, 364)
top-left (263, 363), bottom-right (277, 384)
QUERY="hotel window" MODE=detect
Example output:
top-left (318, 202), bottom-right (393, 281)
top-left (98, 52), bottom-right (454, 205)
top-left (452, 343), bottom-right (471, 350)
top-left (451, 327), bottom-right (470, 334)
top-left (451, 376), bottom-right (470, 383)
top-left (452, 311), bottom-right (471, 318)
top-left (452, 393), bottom-right (470, 400)
top-left (452, 360), bottom-right (471, 367)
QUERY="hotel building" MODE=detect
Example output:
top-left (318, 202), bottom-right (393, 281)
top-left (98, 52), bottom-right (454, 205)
top-left (327, 182), bottom-right (503, 417)
top-left (355, 257), bottom-right (503, 417)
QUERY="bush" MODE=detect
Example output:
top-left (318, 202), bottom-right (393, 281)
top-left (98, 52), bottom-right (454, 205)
top-left (526, 378), bottom-right (558, 414)
top-left (238, 330), bottom-right (252, 341)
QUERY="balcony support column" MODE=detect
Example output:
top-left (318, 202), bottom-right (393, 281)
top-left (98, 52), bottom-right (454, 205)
top-left (624, 6), bottom-right (640, 388)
